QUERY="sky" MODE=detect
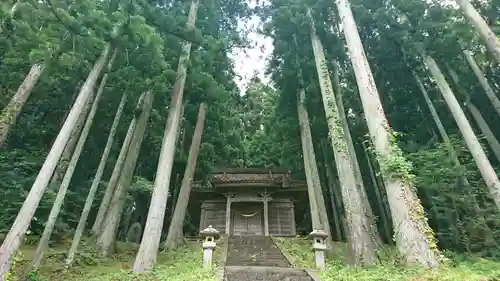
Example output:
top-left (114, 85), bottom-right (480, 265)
top-left (229, 1), bottom-right (273, 94)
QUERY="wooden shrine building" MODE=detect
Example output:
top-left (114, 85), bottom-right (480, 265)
top-left (189, 168), bottom-right (308, 237)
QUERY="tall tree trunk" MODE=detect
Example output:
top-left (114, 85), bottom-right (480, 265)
top-left (466, 102), bottom-right (500, 162)
top-left (66, 93), bottom-right (127, 266)
top-left (58, 83), bottom-right (82, 129)
top-left (360, 140), bottom-right (392, 241)
top-left (423, 55), bottom-right (500, 210)
top-left (299, 90), bottom-right (331, 245)
top-left (50, 51), bottom-right (117, 188)
top-left (455, 0), bottom-right (500, 63)
top-left (51, 49), bottom-right (117, 188)
top-left (49, 89), bottom-right (98, 188)
top-left (445, 64), bottom-right (500, 162)
top-left (297, 89), bottom-right (333, 248)
top-left (91, 110), bottom-right (138, 235)
top-left (412, 71), bottom-right (495, 245)
top-left (298, 90), bottom-right (322, 232)
top-left (133, 0), bottom-right (199, 272)
top-left (0, 63), bottom-right (44, 148)
top-left (175, 106), bottom-right (187, 158)
top-left (28, 70), bottom-right (111, 273)
top-left (413, 71), bottom-right (465, 246)
top-left (323, 154), bottom-right (348, 241)
top-left (463, 50), bottom-right (500, 117)
top-left (307, 9), bottom-right (377, 264)
top-left (97, 91), bottom-right (154, 255)
top-left (332, 61), bottom-right (383, 246)
top-left (336, 0), bottom-right (439, 266)
top-left (92, 121), bottom-right (138, 235)
top-left (432, 68), bottom-right (500, 245)
top-left (91, 93), bottom-right (149, 234)
top-left (164, 103), bottom-right (206, 250)
top-left (413, 72), bottom-right (458, 160)
top-left (321, 141), bottom-right (343, 241)
top-left (167, 175), bottom-right (181, 228)
top-left (448, 64), bottom-right (500, 162)
top-left (0, 47), bottom-right (110, 279)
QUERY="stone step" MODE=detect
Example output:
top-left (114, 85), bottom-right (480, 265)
top-left (224, 266), bottom-right (313, 281)
top-left (226, 236), bottom-right (291, 267)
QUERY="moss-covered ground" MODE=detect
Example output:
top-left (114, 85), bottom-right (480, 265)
top-left (13, 240), bottom-right (218, 281)
top-left (274, 237), bottom-right (500, 281)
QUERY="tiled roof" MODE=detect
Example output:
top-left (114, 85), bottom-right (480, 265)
top-left (210, 167), bottom-right (289, 174)
top-left (190, 168), bottom-right (305, 189)
top-left (211, 178), bottom-right (282, 183)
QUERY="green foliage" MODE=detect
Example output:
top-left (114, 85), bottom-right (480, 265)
top-left (366, 131), bottom-right (416, 184)
top-left (22, 242), bottom-right (216, 281)
top-left (276, 237), bottom-right (500, 281)
top-left (239, 77), bottom-right (302, 168)
top-left (1, 0), bottom-right (500, 277)
top-left (407, 136), bottom-right (500, 256)
top-left (0, 0), bottom-right (250, 238)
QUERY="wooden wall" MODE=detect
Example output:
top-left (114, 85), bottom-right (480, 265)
top-left (269, 200), bottom-right (296, 236)
top-left (199, 200), bottom-right (226, 234)
top-left (199, 198), bottom-right (297, 236)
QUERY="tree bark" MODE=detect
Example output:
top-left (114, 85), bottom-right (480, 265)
top-left (423, 54), bottom-right (500, 211)
top-left (0, 46), bottom-right (110, 279)
top-left (28, 70), bottom-right (110, 273)
top-left (297, 90), bottom-right (322, 233)
top-left (165, 173), bottom-right (181, 231)
top-left (413, 71), bottom-right (464, 246)
top-left (66, 93), bottom-right (127, 266)
top-left (0, 63), bottom-right (44, 149)
top-left (91, 111), bottom-right (137, 235)
top-left (360, 140), bottom-right (392, 241)
top-left (332, 61), bottom-right (383, 246)
top-left (298, 90), bottom-right (331, 246)
top-left (308, 10), bottom-right (377, 264)
top-left (430, 68), bottom-right (500, 244)
top-left (164, 103), bottom-right (206, 250)
top-left (455, 0), bottom-right (500, 63)
top-left (133, 0), bottom-right (199, 272)
top-left (323, 155), bottom-right (348, 241)
top-left (321, 142), bottom-right (343, 241)
top-left (463, 50), bottom-right (500, 117)
top-left (467, 102), bottom-right (500, 162)
top-left (335, 0), bottom-right (439, 266)
top-left (97, 91), bottom-right (154, 255)
top-left (446, 64), bottom-right (500, 163)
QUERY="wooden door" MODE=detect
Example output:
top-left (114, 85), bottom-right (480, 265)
top-left (231, 202), bottom-right (264, 236)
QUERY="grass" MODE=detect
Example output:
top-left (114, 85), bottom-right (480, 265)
top-left (13, 240), bottom-right (219, 281)
top-left (274, 237), bottom-right (500, 281)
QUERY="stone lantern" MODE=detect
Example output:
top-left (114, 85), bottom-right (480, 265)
top-left (309, 229), bottom-right (328, 270)
top-left (200, 225), bottom-right (219, 268)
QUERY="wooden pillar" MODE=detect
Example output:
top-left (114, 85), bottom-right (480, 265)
top-left (263, 195), bottom-right (269, 236)
top-left (290, 201), bottom-right (296, 236)
top-left (199, 206), bottom-right (206, 232)
top-left (225, 194), bottom-right (233, 235)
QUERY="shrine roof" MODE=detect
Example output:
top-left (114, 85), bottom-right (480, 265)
top-left (210, 168), bottom-right (289, 174)
top-left (210, 167), bottom-right (289, 184)
top-left (191, 167), bottom-right (306, 190)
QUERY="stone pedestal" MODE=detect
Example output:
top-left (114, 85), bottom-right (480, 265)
top-left (309, 229), bottom-right (328, 270)
top-left (200, 225), bottom-right (220, 269)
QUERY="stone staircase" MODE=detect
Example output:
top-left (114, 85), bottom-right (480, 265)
top-left (223, 236), bottom-right (315, 281)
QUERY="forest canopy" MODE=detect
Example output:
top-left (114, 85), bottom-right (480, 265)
top-left (0, 0), bottom-right (499, 280)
